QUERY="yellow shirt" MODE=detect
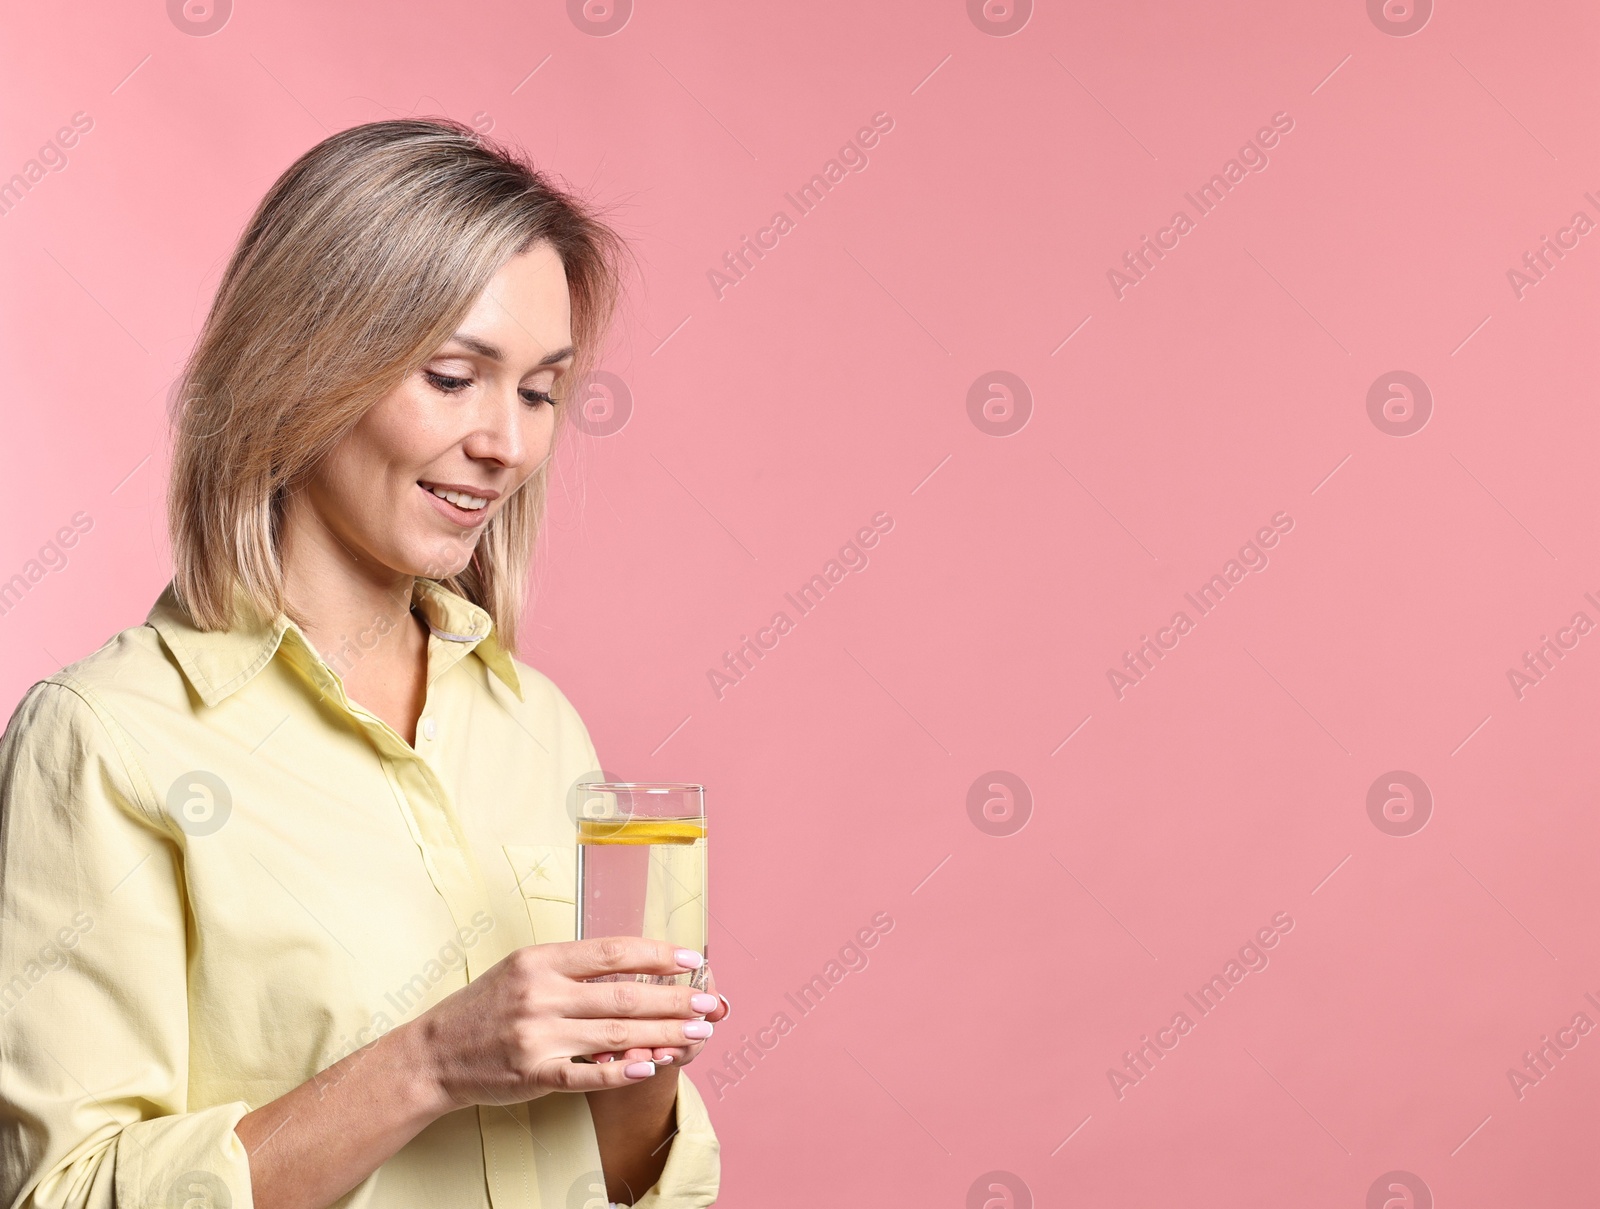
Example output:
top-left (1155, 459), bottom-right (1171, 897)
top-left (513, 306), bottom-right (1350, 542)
top-left (0, 578), bottom-right (720, 1208)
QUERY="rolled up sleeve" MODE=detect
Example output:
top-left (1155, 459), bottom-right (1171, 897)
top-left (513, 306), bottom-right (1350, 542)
top-left (0, 679), bottom-right (255, 1208)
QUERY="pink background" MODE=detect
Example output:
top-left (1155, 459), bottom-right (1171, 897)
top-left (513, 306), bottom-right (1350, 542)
top-left (4, 0), bottom-right (1600, 1204)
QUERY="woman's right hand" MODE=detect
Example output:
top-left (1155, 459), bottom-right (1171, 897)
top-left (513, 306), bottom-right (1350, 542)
top-left (407, 936), bottom-right (716, 1110)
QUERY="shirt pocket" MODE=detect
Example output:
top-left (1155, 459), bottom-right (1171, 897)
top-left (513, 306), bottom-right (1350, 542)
top-left (503, 844), bottom-right (577, 945)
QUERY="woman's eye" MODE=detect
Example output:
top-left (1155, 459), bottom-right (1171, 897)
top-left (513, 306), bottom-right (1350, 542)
top-left (424, 371), bottom-right (472, 393)
top-left (521, 388), bottom-right (557, 408)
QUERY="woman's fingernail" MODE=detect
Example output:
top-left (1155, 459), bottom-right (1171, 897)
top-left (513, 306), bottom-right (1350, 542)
top-left (657, 1053), bottom-right (674, 1064)
top-left (683, 1020), bottom-right (713, 1039)
top-left (690, 993), bottom-right (718, 1013)
top-left (596, 1053), bottom-right (614, 1063)
top-left (715, 993), bottom-right (732, 1022)
top-left (624, 1061), bottom-right (656, 1079)
top-left (674, 949), bottom-right (704, 969)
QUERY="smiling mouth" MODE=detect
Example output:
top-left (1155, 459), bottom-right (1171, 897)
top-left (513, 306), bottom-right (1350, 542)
top-left (418, 481), bottom-right (491, 519)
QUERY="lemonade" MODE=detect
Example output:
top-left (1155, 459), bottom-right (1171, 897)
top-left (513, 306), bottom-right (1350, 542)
top-left (577, 812), bottom-right (708, 987)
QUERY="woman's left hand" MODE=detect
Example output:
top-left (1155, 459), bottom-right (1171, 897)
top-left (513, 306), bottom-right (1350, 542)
top-left (590, 967), bottom-right (728, 1069)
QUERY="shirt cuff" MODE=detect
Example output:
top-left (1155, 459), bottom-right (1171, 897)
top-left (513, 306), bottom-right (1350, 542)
top-left (629, 1073), bottom-right (720, 1208)
top-left (115, 1101), bottom-right (256, 1208)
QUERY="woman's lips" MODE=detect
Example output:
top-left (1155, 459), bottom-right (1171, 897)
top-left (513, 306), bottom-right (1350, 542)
top-left (419, 482), bottom-right (489, 528)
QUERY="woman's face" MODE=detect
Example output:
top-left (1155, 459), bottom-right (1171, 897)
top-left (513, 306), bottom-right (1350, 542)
top-left (297, 239), bottom-right (574, 583)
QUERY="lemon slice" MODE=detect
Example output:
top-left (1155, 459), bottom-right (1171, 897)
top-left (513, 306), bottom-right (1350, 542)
top-left (578, 817), bottom-right (706, 845)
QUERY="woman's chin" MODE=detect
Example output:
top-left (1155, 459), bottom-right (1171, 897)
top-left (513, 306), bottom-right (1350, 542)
top-left (403, 542), bottom-right (473, 582)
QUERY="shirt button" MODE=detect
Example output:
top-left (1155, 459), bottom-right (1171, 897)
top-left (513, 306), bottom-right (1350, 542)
top-left (421, 717), bottom-right (438, 741)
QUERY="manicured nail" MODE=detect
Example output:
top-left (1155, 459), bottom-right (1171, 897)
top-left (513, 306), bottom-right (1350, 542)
top-left (624, 1061), bottom-right (656, 1079)
top-left (683, 1020), bottom-right (713, 1039)
top-left (690, 993), bottom-right (718, 1013)
top-left (674, 949), bottom-right (704, 969)
top-left (657, 1053), bottom-right (674, 1064)
top-left (596, 1053), bottom-right (615, 1063)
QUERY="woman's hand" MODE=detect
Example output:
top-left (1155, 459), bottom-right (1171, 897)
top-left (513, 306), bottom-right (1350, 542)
top-left (588, 966), bottom-right (729, 1070)
top-left (233, 938), bottom-right (712, 1209)
top-left (408, 937), bottom-right (716, 1110)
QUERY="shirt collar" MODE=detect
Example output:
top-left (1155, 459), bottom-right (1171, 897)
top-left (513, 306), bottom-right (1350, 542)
top-left (146, 577), bottom-right (523, 709)
top-left (411, 578), bottom-right (524, 701)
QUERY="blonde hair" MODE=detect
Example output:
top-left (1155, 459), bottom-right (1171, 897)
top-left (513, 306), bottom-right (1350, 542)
top-left (166, 117), bottom-right (631, 651)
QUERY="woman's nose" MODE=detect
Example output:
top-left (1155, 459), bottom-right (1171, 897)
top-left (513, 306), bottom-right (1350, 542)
top-left (465, 391), bottom-right (529, 466)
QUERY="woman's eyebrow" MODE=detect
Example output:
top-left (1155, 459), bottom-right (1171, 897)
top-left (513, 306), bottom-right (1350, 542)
top-left (445, 333), bottom-right (575, 366)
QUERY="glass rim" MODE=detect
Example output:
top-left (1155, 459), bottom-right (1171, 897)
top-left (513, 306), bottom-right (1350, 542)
top-left (575, 780), bottom-right (704, 794)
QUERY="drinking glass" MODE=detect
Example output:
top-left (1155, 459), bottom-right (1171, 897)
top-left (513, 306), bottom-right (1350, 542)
top-left (574, 782), bottom-right (709, 990)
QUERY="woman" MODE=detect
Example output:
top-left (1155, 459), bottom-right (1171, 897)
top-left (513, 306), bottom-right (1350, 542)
top-left (0, 118), bottom-right (726, 1209)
